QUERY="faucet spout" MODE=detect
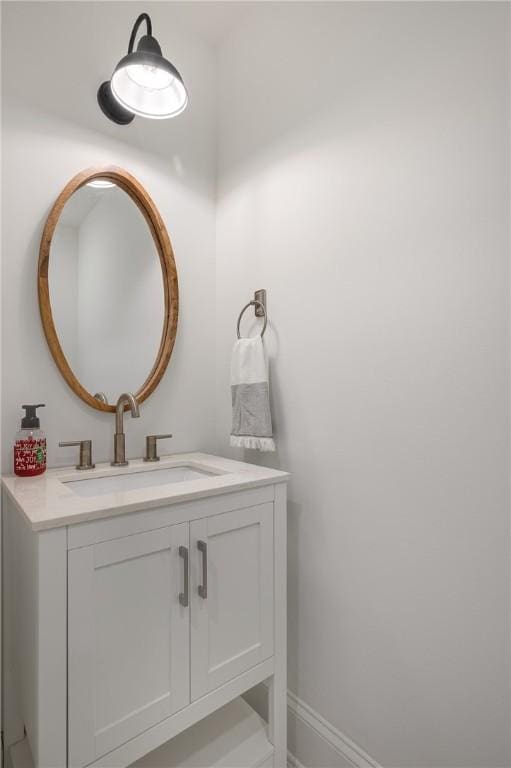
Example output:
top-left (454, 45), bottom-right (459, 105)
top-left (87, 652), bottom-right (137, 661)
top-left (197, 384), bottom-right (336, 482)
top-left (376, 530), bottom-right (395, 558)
top-left (115, 392), bottom-right (140, 433)
top-left (112, 392), bottom-right (140, 466)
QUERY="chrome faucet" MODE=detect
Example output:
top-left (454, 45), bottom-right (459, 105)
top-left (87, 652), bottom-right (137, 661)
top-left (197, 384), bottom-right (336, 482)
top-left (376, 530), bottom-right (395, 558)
top-left (111, 393), bottom-right (140, 467)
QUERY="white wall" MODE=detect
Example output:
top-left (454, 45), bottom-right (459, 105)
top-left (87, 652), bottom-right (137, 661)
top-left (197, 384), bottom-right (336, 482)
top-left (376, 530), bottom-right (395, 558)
top-left (1, 1), bottom-right (218, 470)
top-left (215, 3), bottom-right (510, 767)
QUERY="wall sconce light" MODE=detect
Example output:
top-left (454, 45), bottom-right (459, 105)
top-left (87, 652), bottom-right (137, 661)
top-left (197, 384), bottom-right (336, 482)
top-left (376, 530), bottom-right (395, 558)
top-left (98, 13), bottom-right (188, 125)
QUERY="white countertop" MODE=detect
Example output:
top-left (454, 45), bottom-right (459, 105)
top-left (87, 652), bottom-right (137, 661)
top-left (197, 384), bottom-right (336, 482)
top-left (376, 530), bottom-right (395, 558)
top-left (1, 452), bottom-right (289, 532)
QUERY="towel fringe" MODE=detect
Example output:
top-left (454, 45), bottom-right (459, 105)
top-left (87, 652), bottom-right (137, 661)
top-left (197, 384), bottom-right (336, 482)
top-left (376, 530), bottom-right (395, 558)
top-left (230, 435), bottom-right (276, 452)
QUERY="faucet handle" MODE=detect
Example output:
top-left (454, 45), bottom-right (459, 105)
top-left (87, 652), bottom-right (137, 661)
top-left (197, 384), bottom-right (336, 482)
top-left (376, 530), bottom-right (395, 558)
top-left (59, 440), bottom-right (95, 470)
top-left (144, 434), bottom-right (173, 463)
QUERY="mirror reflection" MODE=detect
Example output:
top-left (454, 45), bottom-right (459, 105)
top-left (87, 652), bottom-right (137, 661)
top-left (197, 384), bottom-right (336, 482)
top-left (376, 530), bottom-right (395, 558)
top-left (48, 181), bottom-right (165, 404)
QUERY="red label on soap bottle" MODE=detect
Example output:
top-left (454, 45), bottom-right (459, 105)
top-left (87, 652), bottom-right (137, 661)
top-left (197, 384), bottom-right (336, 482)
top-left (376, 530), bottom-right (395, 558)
top-left (14, 436), bottom-right (47, 477)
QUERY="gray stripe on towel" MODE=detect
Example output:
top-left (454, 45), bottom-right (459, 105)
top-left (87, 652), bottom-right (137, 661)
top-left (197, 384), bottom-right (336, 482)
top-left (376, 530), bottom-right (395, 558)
top-left (231, 382), bottom-right (273, 438)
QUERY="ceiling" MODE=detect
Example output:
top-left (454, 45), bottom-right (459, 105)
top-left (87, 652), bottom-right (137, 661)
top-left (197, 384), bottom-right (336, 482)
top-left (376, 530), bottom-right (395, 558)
top-left (145, 1), bottom-right (260, 46)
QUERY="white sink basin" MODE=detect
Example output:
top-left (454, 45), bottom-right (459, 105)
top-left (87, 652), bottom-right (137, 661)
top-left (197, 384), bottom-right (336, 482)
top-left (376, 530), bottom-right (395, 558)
top-left (64, 465), bottom-right (218, 498)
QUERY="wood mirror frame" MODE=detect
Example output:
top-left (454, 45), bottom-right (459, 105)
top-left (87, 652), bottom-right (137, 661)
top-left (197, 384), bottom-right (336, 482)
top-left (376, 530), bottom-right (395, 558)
top-left (38, 166), bottom-right (179, 413)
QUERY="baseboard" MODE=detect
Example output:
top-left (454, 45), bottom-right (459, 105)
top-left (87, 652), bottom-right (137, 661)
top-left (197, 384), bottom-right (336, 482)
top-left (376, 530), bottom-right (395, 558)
top-left (287, 691), bottom-right (381, 768)
top-left (247, 681), bottom-right (380, 768)
top-left (287, 749), bottom-right (307, 768)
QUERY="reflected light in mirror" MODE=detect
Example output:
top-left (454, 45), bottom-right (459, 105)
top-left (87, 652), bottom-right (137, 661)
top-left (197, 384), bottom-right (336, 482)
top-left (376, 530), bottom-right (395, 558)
top-left (86, 179), bottom-right (116, 189)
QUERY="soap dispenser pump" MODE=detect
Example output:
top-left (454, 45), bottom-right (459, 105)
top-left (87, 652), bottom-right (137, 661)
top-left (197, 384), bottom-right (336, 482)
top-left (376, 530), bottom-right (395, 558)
top-left (14, 404), bottom-right (47, 477)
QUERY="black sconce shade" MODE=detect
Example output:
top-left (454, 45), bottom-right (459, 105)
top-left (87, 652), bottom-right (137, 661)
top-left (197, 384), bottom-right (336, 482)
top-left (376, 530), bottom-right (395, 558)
top-left (98, 13), bottom-right (188, 124)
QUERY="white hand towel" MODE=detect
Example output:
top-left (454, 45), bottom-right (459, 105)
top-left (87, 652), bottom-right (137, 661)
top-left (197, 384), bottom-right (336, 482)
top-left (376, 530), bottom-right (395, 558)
top-left (230, 336), bottom-right (275, 452)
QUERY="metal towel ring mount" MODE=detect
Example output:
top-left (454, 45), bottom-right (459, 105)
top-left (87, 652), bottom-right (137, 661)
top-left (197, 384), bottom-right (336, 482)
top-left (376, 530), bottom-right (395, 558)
top-left (237, 300), bottom-right (267, 339)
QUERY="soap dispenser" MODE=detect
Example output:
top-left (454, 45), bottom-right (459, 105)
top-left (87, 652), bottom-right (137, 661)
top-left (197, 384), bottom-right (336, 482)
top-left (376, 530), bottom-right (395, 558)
top-left (14, 404), bottom-right (46, 477)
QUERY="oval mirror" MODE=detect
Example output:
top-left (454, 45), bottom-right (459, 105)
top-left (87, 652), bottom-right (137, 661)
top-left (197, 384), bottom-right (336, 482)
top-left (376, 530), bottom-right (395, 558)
top-left (38, 167), bottom-right (178, 412)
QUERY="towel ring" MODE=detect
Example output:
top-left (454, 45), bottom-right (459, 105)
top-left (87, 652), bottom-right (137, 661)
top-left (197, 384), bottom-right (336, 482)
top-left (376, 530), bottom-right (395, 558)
top-left (237, 300), bottom-right (267, 339)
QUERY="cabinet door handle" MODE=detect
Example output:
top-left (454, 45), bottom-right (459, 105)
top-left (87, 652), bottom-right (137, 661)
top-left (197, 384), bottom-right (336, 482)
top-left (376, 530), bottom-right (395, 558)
top-left (178, 546), bottom-right (189, 607)
top-left (197, 540), bottom-right (208, 599)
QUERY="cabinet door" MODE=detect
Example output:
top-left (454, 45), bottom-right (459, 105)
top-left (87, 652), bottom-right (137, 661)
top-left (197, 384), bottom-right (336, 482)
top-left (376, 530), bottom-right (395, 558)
top-left (68, 523), bottom-right (190, 768)
top-left (190, 503), bottom-right (274, 700)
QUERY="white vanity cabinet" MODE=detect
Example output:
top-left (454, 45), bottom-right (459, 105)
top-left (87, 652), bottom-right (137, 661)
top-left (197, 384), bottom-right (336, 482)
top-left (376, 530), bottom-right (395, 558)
top-left (68, 524), bottom-right (191, 767)
top-left (3, 454), bottom-right (288, 768)
top-left (190, 504), bottom-right (274, 700)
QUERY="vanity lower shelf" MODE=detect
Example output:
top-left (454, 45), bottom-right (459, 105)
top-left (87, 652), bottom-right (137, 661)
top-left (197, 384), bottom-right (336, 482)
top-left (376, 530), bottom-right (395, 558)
top-left (10, 698), bottom-right (273, 768)
top-left (132, 697), bottom-right (273, 768)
